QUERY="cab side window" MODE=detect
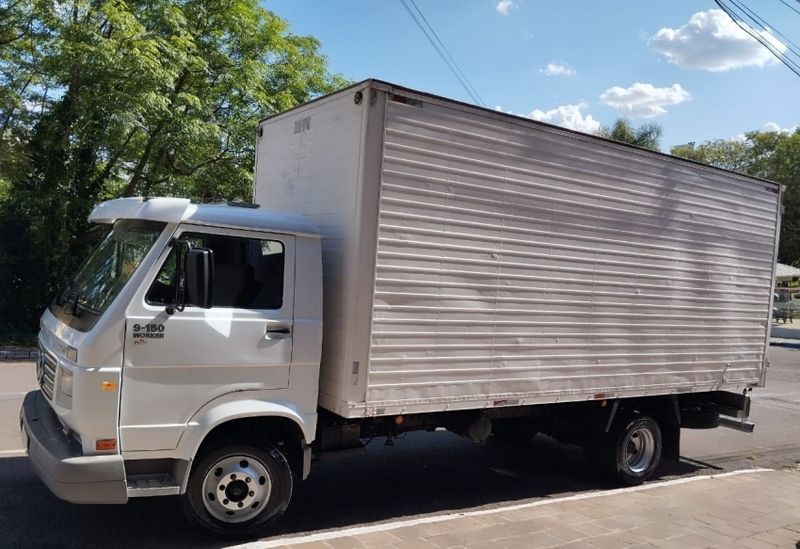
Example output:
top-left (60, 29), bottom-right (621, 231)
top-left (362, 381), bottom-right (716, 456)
top-left (146, 234), bottom-right (285, 310)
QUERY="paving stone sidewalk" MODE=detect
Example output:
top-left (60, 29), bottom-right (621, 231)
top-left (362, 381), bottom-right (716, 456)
top-left (270, 469), bottom-right (800, 549)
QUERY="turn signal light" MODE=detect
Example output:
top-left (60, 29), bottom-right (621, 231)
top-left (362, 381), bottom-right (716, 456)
top-left (101, 381), bottom-right (117, 391)
top-left (96, 439), bottom-right (116, 451)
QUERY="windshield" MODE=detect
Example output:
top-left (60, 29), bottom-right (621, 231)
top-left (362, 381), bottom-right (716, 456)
top-left (50, 219), bottom-right (166, 332)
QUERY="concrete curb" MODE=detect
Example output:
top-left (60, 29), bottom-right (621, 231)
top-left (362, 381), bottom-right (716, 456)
top-left (770, 338), bottom-right (800, 349)
top-left (0, 349), bottom-right (38, 361)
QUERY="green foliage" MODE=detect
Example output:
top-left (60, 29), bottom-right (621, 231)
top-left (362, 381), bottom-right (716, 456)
top-left (597, 118), bottom-right (663, 151)
top-left (0, 0), bottom-right (346, 342)
top-left (671, 129), bottom-right (800, 265)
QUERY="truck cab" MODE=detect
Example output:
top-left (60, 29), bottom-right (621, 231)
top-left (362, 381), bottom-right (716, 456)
top-left (22, 197), bottom-right (322, 534)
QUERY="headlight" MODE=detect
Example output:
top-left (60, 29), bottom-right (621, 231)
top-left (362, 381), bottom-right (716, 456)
top-left (65, 345), bottom-right (78, 363)
top-left (60, 368), bottom-right (74, 398)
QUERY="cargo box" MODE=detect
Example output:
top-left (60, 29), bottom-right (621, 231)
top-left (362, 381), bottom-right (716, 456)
top-left (255, 80), bottom-right (781, 419)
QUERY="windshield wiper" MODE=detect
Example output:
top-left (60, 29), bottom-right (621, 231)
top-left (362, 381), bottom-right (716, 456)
top-left (70, 292), bottom-right (100, 317)
top-left (56, 287), bottom-right (84, 317)
top-left (55, 278), bottom-right (76, 307)
top-left (70, 292), bottom-right (83, 317)
top-left (54, 279), bottom-right (95, 317)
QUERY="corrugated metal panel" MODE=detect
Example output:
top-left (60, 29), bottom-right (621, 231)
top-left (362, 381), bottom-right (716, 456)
top-left (366, 97), bottom-right (778, 409)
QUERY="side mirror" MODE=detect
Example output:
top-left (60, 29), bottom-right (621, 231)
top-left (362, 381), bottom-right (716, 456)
top-left (184, 248), bottom-right (214, 309)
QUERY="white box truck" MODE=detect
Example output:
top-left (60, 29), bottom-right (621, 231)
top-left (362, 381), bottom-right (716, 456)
top-left (21, 80), bottom-right (782, 537)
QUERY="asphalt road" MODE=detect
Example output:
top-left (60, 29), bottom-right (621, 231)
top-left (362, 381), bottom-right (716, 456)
top-left (0, 346), bottom-right (798, 548)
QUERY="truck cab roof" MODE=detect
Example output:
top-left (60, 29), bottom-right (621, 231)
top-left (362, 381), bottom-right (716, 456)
top-left (88, 197), bottom-right (318, 236)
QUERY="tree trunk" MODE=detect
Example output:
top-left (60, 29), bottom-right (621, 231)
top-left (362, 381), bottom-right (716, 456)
top-left (121, 121), bottom-right (165, 197)
top-left (121, 69), bottom-right (190, 197)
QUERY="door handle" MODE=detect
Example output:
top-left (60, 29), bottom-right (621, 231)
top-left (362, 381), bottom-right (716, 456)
top-left (265, 323), bottom-right (292, 339)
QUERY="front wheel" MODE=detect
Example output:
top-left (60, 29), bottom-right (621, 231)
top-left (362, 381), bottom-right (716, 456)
top-left (591, 415), bottom-right (662, 486)
top-left (182, 443), bottom-right (293, 537)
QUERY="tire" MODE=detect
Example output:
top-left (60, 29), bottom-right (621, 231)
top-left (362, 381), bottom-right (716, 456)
top-left (182, 443), bottom-right (293, 538)
top-left (594, 415), bottom-right (662, 486)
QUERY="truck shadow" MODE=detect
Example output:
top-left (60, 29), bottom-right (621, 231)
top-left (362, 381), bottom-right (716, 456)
top-left (277, 431), bottom-right (705, 537)
top-left (0, 431), bottom-right (709, 548)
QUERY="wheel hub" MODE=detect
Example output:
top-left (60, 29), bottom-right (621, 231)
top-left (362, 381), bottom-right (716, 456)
top-left (202, 455), bottom-right (272, 523)
top-left (225, 479), bottom-right (248, 502)
top-left (623, 427), bottom-right (655, 474)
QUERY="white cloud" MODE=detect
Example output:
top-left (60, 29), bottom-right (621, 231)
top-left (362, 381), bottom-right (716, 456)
top-left (763, 122), bottom-right (798, 133)
top-left (599, 83), bottom-right (690, 118)
top-left (539, 62), bottom-right (575, 77)
top-left (734, 123), bottom-right (798, 141)
top-left (495, 0), bottom-right (515, 16)
top-left (649, 9), bottom-right (787, 72)
top-left (527, 102), bottom-right (600, 134)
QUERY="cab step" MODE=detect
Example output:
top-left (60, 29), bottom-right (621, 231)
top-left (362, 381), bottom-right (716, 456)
top-left (126, 474), bottom-right (180, 498)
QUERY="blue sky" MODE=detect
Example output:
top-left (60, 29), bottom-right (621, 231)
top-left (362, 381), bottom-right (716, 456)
top-left (266, 0), bottom-right (800, 151)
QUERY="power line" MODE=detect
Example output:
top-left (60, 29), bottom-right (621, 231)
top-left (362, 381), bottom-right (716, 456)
top-left (405, 0), bottom-right (486, 106)
top-left (398, 0), bottom-right (484, 105)
top-left (739, 0), bottom-right (800, 73)
top-left (398, 0), bottom-right (487, 106)
top-left (735, 0), bottom-right (800, 58)
top-left (730, 0), bottom-right (800, 55)
top-left (717, 0), bottom-right (800, 71)
top-left (778, 0), bottom-right (800, 17)
top-left (714, 0), bottom-right (800, 78)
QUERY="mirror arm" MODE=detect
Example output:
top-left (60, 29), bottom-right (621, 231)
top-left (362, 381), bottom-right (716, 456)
top-left (168, 238), bottom-right (193, 314)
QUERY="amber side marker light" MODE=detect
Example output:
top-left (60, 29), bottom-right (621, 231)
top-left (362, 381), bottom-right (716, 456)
top-left (96, 439), bottom-right (116, 451)
top-left (101, 381), bottom-right (117, 391)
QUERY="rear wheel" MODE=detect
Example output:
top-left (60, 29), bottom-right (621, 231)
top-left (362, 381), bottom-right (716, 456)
top-left (182, 443), bottom-right (292, 538)
top-left (591, 415), bottom-right (662, 486)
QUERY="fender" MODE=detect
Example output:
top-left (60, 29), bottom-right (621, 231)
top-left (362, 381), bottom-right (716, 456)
top-left (174, 390), bottom-right (317, 462)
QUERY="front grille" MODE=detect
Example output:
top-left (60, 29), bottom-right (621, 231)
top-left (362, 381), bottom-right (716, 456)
top-left (39, 346), bottom-right (57, 400)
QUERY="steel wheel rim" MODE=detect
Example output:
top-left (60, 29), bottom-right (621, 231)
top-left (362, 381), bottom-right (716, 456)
top-left (201, 454), bottom-right (272, 523)
top-left (623, 427), bottom-right (656, 474)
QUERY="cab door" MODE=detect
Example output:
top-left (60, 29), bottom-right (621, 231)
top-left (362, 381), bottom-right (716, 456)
top-left (120, 225), bottom-right (295, 452)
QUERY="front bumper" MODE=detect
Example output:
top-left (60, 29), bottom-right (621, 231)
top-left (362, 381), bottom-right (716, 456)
top-left (20, 390), bottom-right (127, 504)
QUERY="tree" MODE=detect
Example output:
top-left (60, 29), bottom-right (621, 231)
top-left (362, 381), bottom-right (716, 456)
top-left (596, 118), bottom-right (662, 151)
top-left (0, 0), bottom-right (347, 342)
top-left (670, 139), bottom-right (751, 172)
top-left (671, 129), bottom-right (800, 265)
